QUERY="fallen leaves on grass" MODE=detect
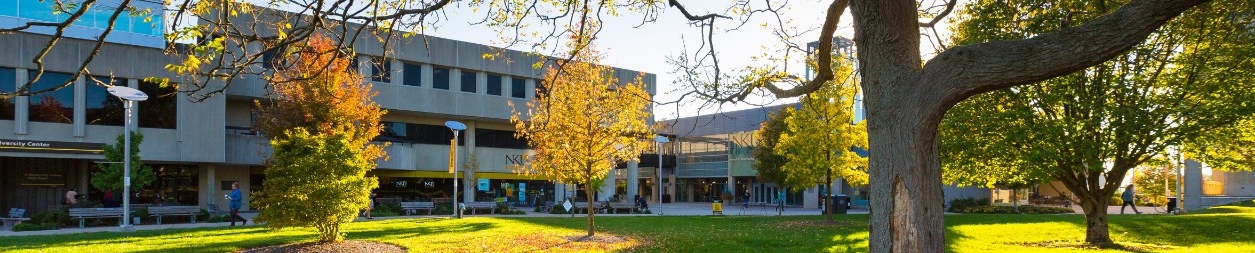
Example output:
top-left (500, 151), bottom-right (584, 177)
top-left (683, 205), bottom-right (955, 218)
top-left (775, 220), bottom-right (859, 228)
top-left (238, 240), bottom-right (406, 253)
top-left (1012, 240), bottom-right (1177, 251)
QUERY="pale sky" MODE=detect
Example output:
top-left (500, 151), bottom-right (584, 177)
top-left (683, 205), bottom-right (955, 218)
top-left (246, 0), bottom-right (958, 121)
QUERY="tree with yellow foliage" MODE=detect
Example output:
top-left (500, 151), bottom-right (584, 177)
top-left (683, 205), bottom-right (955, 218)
top-left (511, 33), bottom-right (651, 238)
top-left (775, 57), bottom-right (868, 222)
top-left (252, 35), bottom-right (386, 243)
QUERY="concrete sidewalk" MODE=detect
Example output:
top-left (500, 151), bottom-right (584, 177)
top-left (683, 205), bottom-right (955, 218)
top-left (0, 203), bottom-right (858, 237)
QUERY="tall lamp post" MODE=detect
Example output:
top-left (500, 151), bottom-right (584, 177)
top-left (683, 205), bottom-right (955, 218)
top-left (654, 135), bottom-right (669, 215)
top-left (445, 121), bottom-right (466, 219)
top-left (107, 86), bottom-right (147, 230)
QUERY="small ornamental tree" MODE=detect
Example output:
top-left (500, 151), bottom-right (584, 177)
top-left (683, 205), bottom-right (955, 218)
top-left (511, 31), bottom-right (651, 238)
top-left (91, 131), bottom-right (155, 192)
top-left (774, 57), bottom-right (868, 222)
top-left (252, 35), bottom-right (387, 243)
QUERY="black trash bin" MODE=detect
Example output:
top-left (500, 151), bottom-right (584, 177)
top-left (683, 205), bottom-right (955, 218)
top-left (663, 194), bottom-right (672, 203)
top-left (823, 195), bottom-right (850, 214)
top-left (1166, 197), bottom-right (1178, 214)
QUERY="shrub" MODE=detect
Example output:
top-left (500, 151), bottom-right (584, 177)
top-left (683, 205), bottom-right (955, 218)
top-left (434, 204), bottom-right (454, 215)
top-left (206, 215), bottom-right (231, 223)
top-left (947, 197), bottom-right (990, 213)
top-left (372, 209), bottom-right (400, 217)
top-left (133, 207), bottom-right (150, 220)
top-left (1111, 194), bottom-right (1124, 206)
top-left (11, 222), bottom-right (59, 232)
top-left (374, 203), bottom-right (402, 217)
top-left (549, 206), bottom-right (571, 214)
top-left (31, 210), bottom-right (70, 227)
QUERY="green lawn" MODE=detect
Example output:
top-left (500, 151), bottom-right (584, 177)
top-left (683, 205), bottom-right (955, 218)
top-left (4, 201), bottom-right (1254, 252)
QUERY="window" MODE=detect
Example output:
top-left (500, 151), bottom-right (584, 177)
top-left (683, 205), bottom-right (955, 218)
top-left (85, 76), bottom-right (125, 126)
top-left (486, 74), bottom-right (503, 96)
top-left (402, 62), bottom-right (422, 87)
top-left (0, 67), bottom-right (14, 120)
top-left (138, 80), bottom-right (178, 129)
top-left (260, 49), bottom-right (280, 70)
top-left (432, 67), bottom-right (450, 90)
top-left (376, 121), bottom-right (409, 142)
top-left (134, 164), bottom-right (199, 206)
top-left (369, 57), bottom-right (391, 83)
top-left (407, 123), bottom-right (464, 145)
top-left (512, 77), bottom-right (527, 98)
top-left (27, 70), bottom-right (75, 123)
top-left (460, 71), bottom-right (477, 93)
top-left (474, 129), bottom-right (529, 149)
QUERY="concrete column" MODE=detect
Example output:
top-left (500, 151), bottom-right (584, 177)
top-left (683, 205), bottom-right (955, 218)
top-left (477, 72), bottom-right (487, 95)
top-left (390, 59), bottom-right (402, 86)
top-left (15, 69), bottom-right (28, 134)
top-left (627, 160), bottom-right (639, 202)
top-left (525, 79), bottom-right (536, 99)
top-left (669, 173), bottom-right (676, 202)
top-left (463, 121), bottom-right (477, 204)
top-left (1185, 159), bottom-right (1204, 211)
top-left (421, 64), bottom-right (434, 88)
top-left (804, 187), bottom-right (819, 208)
top-left (73, 76), bottom-right (85, 137)
top-left (554, 183), bottom-right (567, 201)
top-left (727, 174), bottom-right (735, 196)
top-left (205, 165), bottom-right (216, 209)
top-left (599, 168), bottom-right (616, 201)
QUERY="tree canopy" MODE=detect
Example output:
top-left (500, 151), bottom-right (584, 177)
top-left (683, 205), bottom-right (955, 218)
top-left (91, 131), bottom-right (155, 192)
top-left (510, 32), bottom-right (651, 237)
top-left (943, 0), bottom-right (1255, 244)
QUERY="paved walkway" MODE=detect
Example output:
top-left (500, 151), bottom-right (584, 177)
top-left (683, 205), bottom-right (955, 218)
top-left (3, 202), bottom-right (1169, 237)
top-left (0, 203), bottom-right (858, 237)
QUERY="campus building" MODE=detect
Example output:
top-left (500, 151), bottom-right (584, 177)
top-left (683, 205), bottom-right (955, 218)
top-left (0, 2), bottom-right (661, 214)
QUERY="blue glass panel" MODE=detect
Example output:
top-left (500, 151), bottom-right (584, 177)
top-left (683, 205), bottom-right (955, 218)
top-left (460, 71), bottom-right (476, 93)
top-left (0, 67), bottom-right (14, 120)
top-left (511, 78), bottom-right (526, 98)
top-left (402, 63), bottom-right (421, 87)
top-left (27, 70), bottom-right (75, 123)
top-left (432, 67), bottom-right (449, 89)
top-left (486, 74), bottom-right (502, 96)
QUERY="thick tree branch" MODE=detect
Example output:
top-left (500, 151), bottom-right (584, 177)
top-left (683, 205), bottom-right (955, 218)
top-left (925, 0), bottom-right (1212, 109)
top-left (667, 0), bottom-right (731, 21)
top-left (918, 0), bottom-right (957, 28)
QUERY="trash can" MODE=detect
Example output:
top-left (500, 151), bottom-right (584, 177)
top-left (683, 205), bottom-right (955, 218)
top-left (1166, 197), bottom-right (1178, 214)
top-left (823, 195), bottom-right (850, 214)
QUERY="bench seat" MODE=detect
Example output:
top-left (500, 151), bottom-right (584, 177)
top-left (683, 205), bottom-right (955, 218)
top-left (400, 202), bottom-right (435, 215)
top-left (148, 206), bottom-right (202, 224)
top-left (69, 208), bottom-right (126, 228)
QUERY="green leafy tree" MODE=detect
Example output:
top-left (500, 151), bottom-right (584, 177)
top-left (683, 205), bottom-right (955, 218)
top-left (752, 109), bottom-right (792, 186)
top-left (510, 31), bottom-right (651, 237)
top-left (944, 0), bottom-right (1255, 244)
top-left (1132, 166), bottom-right (1178, 206)
top-left (775, 58), bottom-right (868, 221)
top-left (940, 93), bottom-right (1054, 213)
top-left (252, 35), bottom-right (387, 243)
top-left (91, 131), bottom-right (155, 192)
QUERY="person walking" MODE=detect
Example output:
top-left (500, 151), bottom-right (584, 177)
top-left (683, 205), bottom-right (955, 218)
top-left (776, 190), bottom-right (786, 216)
top-left (742, 190), bottom-right (751, 208)
top-left (227, 182), bottom-right (248, 225)
top-left (364, 191), bottom-right (376, 219)
top-left (1121, 184), bottom-right (1142, 214)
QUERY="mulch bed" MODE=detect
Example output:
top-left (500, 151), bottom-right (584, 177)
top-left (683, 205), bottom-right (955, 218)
top-left (238, 240), bottom-right (406, 253)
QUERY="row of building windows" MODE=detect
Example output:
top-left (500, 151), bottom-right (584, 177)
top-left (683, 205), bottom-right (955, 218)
top-left (0, 0), bottom-right (164, 37)
top-left (377, 121), bottom-right (528, 149)
top-left (0, 67), bottom-right (178, 129)
top-left (259, 53), bottom-right (537, 99)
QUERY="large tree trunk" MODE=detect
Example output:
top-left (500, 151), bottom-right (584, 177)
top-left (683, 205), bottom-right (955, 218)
top-left (1077, 192), bottom-right (1113, 244)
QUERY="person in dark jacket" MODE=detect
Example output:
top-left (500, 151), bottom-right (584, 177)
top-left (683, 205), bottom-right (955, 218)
top-left (1121, 184), bottom-right (1142, 214)
top-left (227, 182), bottom-right (248, 225)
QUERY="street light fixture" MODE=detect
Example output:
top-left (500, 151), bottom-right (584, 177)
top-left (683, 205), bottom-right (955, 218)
top-left (107, 86), bottom-right (147, 230)
top-left (445, 120), bottom-right (466, 219)
top-left (653, 135), bottom-right (669, 215)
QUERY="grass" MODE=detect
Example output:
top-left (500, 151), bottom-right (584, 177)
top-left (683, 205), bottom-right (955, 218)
top-left (3, 200), bottom-right (1254, 252)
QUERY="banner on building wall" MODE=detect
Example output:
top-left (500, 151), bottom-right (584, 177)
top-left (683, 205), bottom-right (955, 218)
top-left (0, 139), bottom-right (104, 155)
top-left (478, 178), bottom-right (490, 191)
top-left (519, 183), bottom-right (526, 202)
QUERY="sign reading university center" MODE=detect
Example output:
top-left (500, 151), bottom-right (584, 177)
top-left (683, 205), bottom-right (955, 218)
top-left (0, 139), bottom-right (105, 155)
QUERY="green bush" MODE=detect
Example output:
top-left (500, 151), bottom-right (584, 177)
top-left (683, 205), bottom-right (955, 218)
top-left (549, 206), bottom-right (571, 214)
top-left (434, 204), bottom-right (454, 215)
top-left (206, 215), bottom-right (231, 223)
top-left (1111, 194), bottom-right (1124, 206)
top-left (133, 207), bottom-right (150, 220)
top-left (960, 205), bottom-right (1073, 214)
top-left (11, 222), bottom-right (59, 231)
top-left (374, 203), bottom-right (402, 217)
top-left (947, 197), bottom-right (990, 213)
top-left (31, 210), bottom-right (70, 227)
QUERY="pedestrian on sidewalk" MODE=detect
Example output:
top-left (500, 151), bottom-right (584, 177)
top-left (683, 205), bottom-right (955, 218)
top-left (227, 182), bottom-right (248, 225)
top-left (1121, 184), bottom-right (1142, 214)
top-left (776, 190), bottom-right (786, 216)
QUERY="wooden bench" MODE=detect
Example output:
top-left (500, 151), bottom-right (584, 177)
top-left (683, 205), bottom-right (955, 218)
top-left (463, 202), bottom-right (498, 214)
top-left (69, 208), bottom-right (126, 228)
top-left (400, 202), bottom-right (435, 215)
top-left (149, 206), bottom-right (201, 224)
top-left (571, 202), bottom-right (606, 214)
top-left (2, 208), bottom-right (30, 228)
top-left (606, 202), bottom-right (635, 214)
